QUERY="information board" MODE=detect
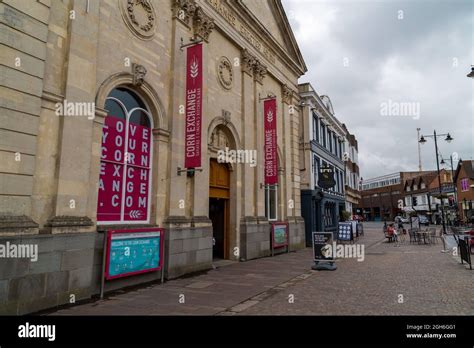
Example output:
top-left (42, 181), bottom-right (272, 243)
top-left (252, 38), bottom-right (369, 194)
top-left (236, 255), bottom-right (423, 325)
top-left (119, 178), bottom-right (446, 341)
top-left (272, 222), bottom-right (289, 248)
top-left (337, 222), bottom-right (353, 241)
top-left (105, 228), bottom-right (164, 280)
top-left (312, 232), bottom-right (334, 262)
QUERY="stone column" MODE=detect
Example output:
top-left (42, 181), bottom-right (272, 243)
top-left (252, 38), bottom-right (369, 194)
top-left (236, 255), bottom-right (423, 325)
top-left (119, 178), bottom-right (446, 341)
top-left (44, 0), bottom-right (102, 233)
top-left (166, 1), bottom-right (196, 226)
top-left (191, 6), bottom-right (214, 225)
top-left (254, 60), bottom-right (267, 220)
top-left (281, 84), bottom-right (294, 221)
top-left (241, 49), bottom-right (257, 219)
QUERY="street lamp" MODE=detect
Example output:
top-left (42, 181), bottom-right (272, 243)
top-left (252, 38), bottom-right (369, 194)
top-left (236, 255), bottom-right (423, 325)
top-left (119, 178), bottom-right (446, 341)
top-left (439, 152), bottom-right (459, 223)
top-left (467, 66), bottom-right (474, 79)
top-left (419, 130), bottom-right (454, 234)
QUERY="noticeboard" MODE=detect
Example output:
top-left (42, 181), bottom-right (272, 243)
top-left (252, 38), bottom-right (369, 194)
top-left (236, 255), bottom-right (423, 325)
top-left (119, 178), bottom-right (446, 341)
top-left (105, 228), bottom-right (164, 280)
top-left (272, 222), bottom-right (289, 248)
top-left (312, 232), bottom-right (334, 262)
top-left (337, 222), bottom-right (353, 241)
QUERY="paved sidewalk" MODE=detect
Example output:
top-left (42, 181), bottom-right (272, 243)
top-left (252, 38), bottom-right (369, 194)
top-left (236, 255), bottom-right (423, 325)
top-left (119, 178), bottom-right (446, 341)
top-left (49, 222), bottom-right (473, 316)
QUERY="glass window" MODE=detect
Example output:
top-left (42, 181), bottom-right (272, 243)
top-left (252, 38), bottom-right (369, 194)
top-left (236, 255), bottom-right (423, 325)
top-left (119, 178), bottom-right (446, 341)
top-left (265, 185), bottom-right (278, 221)
top-left (328, 130), bottom-right (333, 152)
top-left (313, 112), bottom-right (319, 142)
top-left (314, 155), bottom-right (320, 189)
top-left (461, 178), bottom-right (469, 192)
top-left (97, 88), bottom-right (153, 224)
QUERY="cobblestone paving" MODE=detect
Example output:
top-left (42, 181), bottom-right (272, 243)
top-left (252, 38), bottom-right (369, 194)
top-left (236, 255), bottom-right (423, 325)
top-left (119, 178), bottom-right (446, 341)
top-left (49, 222), bottom-right (473, 316)
top-left (240, 223), bottom-right (473, 315)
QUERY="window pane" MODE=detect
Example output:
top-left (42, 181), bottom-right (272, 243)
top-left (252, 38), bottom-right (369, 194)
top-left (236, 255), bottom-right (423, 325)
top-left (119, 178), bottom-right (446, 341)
top-left (105, 99), bottom-right (126, 120)
top-left (109, 88), bottom-right (146, 111)
top-left (129, 109), bottom-right (151, 127)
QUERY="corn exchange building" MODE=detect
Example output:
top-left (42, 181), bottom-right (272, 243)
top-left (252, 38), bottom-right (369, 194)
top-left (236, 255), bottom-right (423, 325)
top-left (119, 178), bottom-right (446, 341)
top-left (0, 0), bottom-right (307, 314)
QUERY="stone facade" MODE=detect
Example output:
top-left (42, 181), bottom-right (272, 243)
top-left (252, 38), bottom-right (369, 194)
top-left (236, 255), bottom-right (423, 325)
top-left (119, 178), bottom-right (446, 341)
top-left (0, 0), bottom-right (307, 313)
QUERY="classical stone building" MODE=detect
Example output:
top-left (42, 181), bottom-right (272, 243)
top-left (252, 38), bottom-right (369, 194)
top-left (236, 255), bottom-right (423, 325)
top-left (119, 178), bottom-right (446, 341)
top-left (0, 0), bottom-right (307, 314)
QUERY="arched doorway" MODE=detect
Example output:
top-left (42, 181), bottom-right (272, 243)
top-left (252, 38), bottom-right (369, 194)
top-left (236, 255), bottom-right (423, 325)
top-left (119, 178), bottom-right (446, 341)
top-left (207, 122), bottom-right (240, 261)
top-left (209, 159), bottom-right (230, 259)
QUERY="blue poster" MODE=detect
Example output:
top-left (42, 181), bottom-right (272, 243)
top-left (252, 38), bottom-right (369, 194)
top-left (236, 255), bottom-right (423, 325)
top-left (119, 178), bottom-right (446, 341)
top-left (107, 231), bottom-right (162, 279)
top-left (337, 222), bottom-right (353, 241)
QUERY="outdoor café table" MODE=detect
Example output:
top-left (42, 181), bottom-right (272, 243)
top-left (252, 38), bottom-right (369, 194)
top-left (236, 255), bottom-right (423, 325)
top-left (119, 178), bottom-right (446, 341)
top-left (416, 230), bottom-right (430, 244)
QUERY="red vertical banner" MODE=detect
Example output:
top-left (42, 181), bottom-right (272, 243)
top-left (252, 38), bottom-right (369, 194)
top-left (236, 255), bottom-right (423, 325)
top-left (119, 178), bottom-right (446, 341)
top-left (264, 98), bottom-right (278, 185)
top-left (97, 115), bottom-right (126, 222)
top-left (185, 44), bottom-right (203, 168)
top-left (97, 115), bottom-right (152, 223)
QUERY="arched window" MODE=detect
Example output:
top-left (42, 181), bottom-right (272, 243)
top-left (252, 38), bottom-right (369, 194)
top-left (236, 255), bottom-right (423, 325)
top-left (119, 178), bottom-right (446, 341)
top-left (97, 88), bottom-right (153, 224)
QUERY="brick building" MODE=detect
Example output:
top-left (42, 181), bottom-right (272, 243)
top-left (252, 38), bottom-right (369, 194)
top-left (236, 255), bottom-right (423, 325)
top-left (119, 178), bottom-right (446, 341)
top-left (454, 160), bottom-right (474, 222)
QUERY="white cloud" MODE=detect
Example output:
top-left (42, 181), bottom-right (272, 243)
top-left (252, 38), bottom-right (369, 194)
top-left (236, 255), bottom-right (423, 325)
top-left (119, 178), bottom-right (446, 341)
top-left (282, 0), bottom-right (473, 178)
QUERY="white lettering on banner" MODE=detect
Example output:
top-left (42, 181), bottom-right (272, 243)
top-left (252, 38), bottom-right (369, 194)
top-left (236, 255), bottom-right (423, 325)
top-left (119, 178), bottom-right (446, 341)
top-left (143, 128), bottom-right (149, 140)
top-left (141, 155), bottom-right (148, 167)
top-left (115, 135), bottom-right (123, 147)
top-left (112, 180), bottom-right (120, 192)
top-left (114, 150), bottom-right (122, 161)
top-left (112, 195), bottom-right (119, 207)
top-left (99, 179), bottom-right (104, 191)
top-left (102, 131), bottom-right (109, 143)
top-left (140, 183), bottom-right (146, 194)
top-left (142, 142), bottom-right (148, 153)
top-left (101, 147), bottom-right (107, 159)
top-left (139, 197), bottom-right (147, 208)
top-left (140, 169), bottom-right (147, 181)
top-left (126, 196), bottom-right (133, 207)
top-left (127, 167), bottom-right (134, 179)
top-left (116, 121), bottom-right (124, 132)
top-left (113, 164), bottom-right (121, 177)
top-left (129, 125), bottom-right (137, 136)
top-left (100, 162), bottom-right (106, 175)
top-left (129, 138), bottom-right (136, 150)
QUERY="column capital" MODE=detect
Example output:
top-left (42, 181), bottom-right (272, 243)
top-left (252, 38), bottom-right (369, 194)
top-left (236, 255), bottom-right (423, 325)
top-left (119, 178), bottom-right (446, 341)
top-left (282, 84), bottom-right (293, 105)
top-left (193, 6), bottom-right (215, 42)
top-left (172, 0), bottom-right (197, 27)
top-left (241, 49), bottom-right (257, 76)
top-left (253, 60), bottom-right (267, 85)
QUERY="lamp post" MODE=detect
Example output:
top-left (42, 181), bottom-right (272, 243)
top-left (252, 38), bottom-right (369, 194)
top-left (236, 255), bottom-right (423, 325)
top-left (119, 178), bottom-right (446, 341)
top-left (467, 66), bottom-right (474, 79)
top-left (419, 130), bottom-right (453, 233)
top-left (440, 154), bottom-right (458, 212)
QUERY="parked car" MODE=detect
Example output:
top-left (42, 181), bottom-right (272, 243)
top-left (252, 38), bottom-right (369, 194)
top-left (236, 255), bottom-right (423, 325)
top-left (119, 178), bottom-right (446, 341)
top-left (418, 215), bottom-right (430, 226)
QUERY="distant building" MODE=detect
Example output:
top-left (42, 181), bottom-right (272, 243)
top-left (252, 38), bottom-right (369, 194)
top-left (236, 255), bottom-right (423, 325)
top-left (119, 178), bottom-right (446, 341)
top-left (342, 124), bottom-right (361, 215)
top-left (454, 160), bottom-right (474, 222)
top-left (299, 83), bottom-right (346, 244)
top-left (402, 169), bottom-right (455, 223)
top-left (358, 170), bottom-right (455, 222)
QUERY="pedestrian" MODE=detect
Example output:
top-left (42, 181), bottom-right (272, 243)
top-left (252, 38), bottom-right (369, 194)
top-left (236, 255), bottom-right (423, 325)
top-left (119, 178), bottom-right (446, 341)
top-left (389, 223), bottom-right (399, 246)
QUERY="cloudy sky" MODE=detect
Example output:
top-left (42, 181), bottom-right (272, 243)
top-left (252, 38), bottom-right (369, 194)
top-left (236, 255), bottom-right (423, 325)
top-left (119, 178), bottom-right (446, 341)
top-left (282, 0), bottom-right (473, 179)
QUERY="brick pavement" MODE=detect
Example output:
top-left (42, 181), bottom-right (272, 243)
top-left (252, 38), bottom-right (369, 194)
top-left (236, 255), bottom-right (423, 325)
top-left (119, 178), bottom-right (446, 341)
top-left (48, 222), bottom-right (473, 316)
